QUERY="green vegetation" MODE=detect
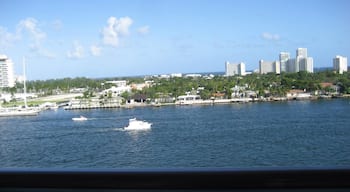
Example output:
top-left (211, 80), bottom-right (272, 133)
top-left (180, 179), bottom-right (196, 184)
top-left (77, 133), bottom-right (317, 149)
top-left (1, 71), bottom-right (349, 105)
top-left (138, 71), bottom-right (350, 99)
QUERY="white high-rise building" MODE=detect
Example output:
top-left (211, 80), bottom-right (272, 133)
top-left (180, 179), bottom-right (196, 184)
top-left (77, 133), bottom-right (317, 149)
top-left (225, 61), bottom-right (246, 76)
top-left (306, 57), bottom-right (314, 73)
top-left (295, 48), bottom-right (313, 73)
top-left (279, 52), bottom-right (290, 72)
top-left (333, 55), bottom-right (348, 74)
top-left (298, 57), bottom-right (314, 73)
top-left (0, 55), bottom-right (15, 88)
top-left (259, 60), bottom-right (280, 74)
top-left (296, 48), bottom-right (308, 58)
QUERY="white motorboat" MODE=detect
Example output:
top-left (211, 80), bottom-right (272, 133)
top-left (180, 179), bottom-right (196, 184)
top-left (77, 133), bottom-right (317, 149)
top-left (124, 118), bottom-right (152, 130)
top-left (72, 115), bottom-right (88, 121)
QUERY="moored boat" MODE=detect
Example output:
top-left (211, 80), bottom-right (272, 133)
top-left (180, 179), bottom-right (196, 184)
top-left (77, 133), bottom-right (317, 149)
top-left (0, 107), bottom-right (40, 117)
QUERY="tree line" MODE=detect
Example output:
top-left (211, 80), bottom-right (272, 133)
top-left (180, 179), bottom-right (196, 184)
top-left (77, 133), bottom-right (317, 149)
top-left (1, 71), bottom-right (349, 100)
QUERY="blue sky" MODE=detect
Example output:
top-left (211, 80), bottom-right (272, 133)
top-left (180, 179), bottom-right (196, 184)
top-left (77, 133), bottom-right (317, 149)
top-left (1, 0), bottom-right (349, 80)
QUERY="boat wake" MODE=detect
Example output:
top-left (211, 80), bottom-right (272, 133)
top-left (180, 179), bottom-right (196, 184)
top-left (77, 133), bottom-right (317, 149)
top-left (82, 117), bottom-right (120, 120)
top-left (113, 127), bottom-right (125, 131)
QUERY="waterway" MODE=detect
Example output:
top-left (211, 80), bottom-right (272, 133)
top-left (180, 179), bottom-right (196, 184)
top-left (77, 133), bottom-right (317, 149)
top-left (0, 99), bottom-right (349, 168)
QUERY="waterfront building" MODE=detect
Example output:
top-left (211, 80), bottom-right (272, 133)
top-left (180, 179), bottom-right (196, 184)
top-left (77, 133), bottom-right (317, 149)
top-left (279, 52), bottom-right (290, 72)
top-left (0, 54), bottom-right (15, 88)
top-left (225, 61), bottom-right (246, 76)
top-left (102, 86), bottom-right (131, 97)
top-left (176, 94), bottom-right (202, 105)
top-left (333, 55), bottom-right (348, 74)
top-left (259, 60), bottom-right (280, 74)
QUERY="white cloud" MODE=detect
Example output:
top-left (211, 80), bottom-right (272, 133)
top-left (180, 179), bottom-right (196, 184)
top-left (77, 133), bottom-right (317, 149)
top-left (29, 43), bottom-right (56, 58)
top-left (13, 17), bottom-right (56, 58)
top-left (0, 26), bottom-right (20, 48)
top-left (17, 18), bottom-right (46, 42)
top-left (101, 16), bottom-right (133, 47)
top-left (90, 45), bottom-right (101, 56)
top-left (67, 41), bottom-right (84, 59)
top-left (262, 32), bottom-right (280, 41)
top-left (137, 25), bottom-right (150, 35)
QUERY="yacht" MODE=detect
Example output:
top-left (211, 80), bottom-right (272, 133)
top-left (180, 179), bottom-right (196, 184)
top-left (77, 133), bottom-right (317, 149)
top-left (0, 107), bottom-right (40, 117)
top-left (0, 57), bottom-right (41, 117)
top-left (124, 118), bottom-right (152, 130)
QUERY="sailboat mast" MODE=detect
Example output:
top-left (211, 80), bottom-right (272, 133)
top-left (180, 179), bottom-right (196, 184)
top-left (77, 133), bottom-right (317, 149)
top-left (23, 57), bottom-right (28, 108)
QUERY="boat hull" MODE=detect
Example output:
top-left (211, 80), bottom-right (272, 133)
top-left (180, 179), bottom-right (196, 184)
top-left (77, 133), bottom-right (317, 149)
top-left (124, 118), bottom-right (152, 130)
top-left (0, 110), bottom-right (39, 117)
top-left (72, 117), bottom-right (88, 121)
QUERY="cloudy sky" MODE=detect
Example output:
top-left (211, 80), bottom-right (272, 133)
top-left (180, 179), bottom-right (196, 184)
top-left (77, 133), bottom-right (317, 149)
top-left (1, 0), bottom-right (349, 80)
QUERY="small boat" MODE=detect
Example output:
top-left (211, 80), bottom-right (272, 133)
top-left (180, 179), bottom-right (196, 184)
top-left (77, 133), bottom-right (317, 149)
top-left (72, 115), bottom-right (88, 121)
top-left (124, 118), bottom-right (152, 130)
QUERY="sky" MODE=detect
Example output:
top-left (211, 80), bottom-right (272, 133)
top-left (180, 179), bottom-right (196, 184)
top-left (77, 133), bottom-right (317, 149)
top-left (0, 0), bottom-right (349, 80)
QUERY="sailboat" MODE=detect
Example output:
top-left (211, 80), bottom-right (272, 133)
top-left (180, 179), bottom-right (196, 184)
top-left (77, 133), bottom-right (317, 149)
top-left (0, 57), bottom-right (40, 117)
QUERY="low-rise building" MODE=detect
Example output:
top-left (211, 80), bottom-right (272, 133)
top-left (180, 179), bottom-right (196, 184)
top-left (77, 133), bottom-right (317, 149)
top-left (101, 86), bottom-right (131, 97)
top-left (176, 94), bottom-right (202, 105)
top-left (105, 80), bottom-right (127, 87)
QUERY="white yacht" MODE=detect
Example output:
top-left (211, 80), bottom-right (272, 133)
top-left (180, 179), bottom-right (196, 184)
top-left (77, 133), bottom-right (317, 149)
top-left (0, 57), bottom-right (41, 117)
top-left (124, 118), bottom-right (152, 130)
top-left (0, 107), bottom-right (40, 117)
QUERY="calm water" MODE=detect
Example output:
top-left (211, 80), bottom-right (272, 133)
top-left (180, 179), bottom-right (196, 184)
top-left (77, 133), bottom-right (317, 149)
top-left (0, 99), bottom-right (349, 168)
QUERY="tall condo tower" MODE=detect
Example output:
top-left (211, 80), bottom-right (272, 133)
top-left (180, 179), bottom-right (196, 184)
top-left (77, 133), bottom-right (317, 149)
top-left (333, 55), bottom-right (348, 74)
top-left (0, 54), bottom-right (15, 88)
top-left (279, 52), bottom-right (290, 72)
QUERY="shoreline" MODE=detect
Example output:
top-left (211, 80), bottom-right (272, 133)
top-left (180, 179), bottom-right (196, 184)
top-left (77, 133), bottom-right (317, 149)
top-left (3, 93), bottom-right (347, 111)
top-left (62, 95), bottom-right (348, 110)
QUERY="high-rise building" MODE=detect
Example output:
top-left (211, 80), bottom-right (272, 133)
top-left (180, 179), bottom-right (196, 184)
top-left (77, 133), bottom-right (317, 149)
top-left (298, 57), bottom-right (314, 73)
top-left (333, 55), bottom-right (348, 74)
top-left (225, 61), bottom-right (246, 76)
top-left (306, 57), bottom-right (314, 73)
top-left (287, 58), bottom-right (296, 73)
top-left (296, 48), bottom-right (308, 58)
top-left (0, 54), bottom-right (15, 88)
top-left (279, 52), bottom-right (290, 72)
top-left (295, 48), bottom-right (313, 73)
top-left (259, 60), bottom-right (280, 74)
